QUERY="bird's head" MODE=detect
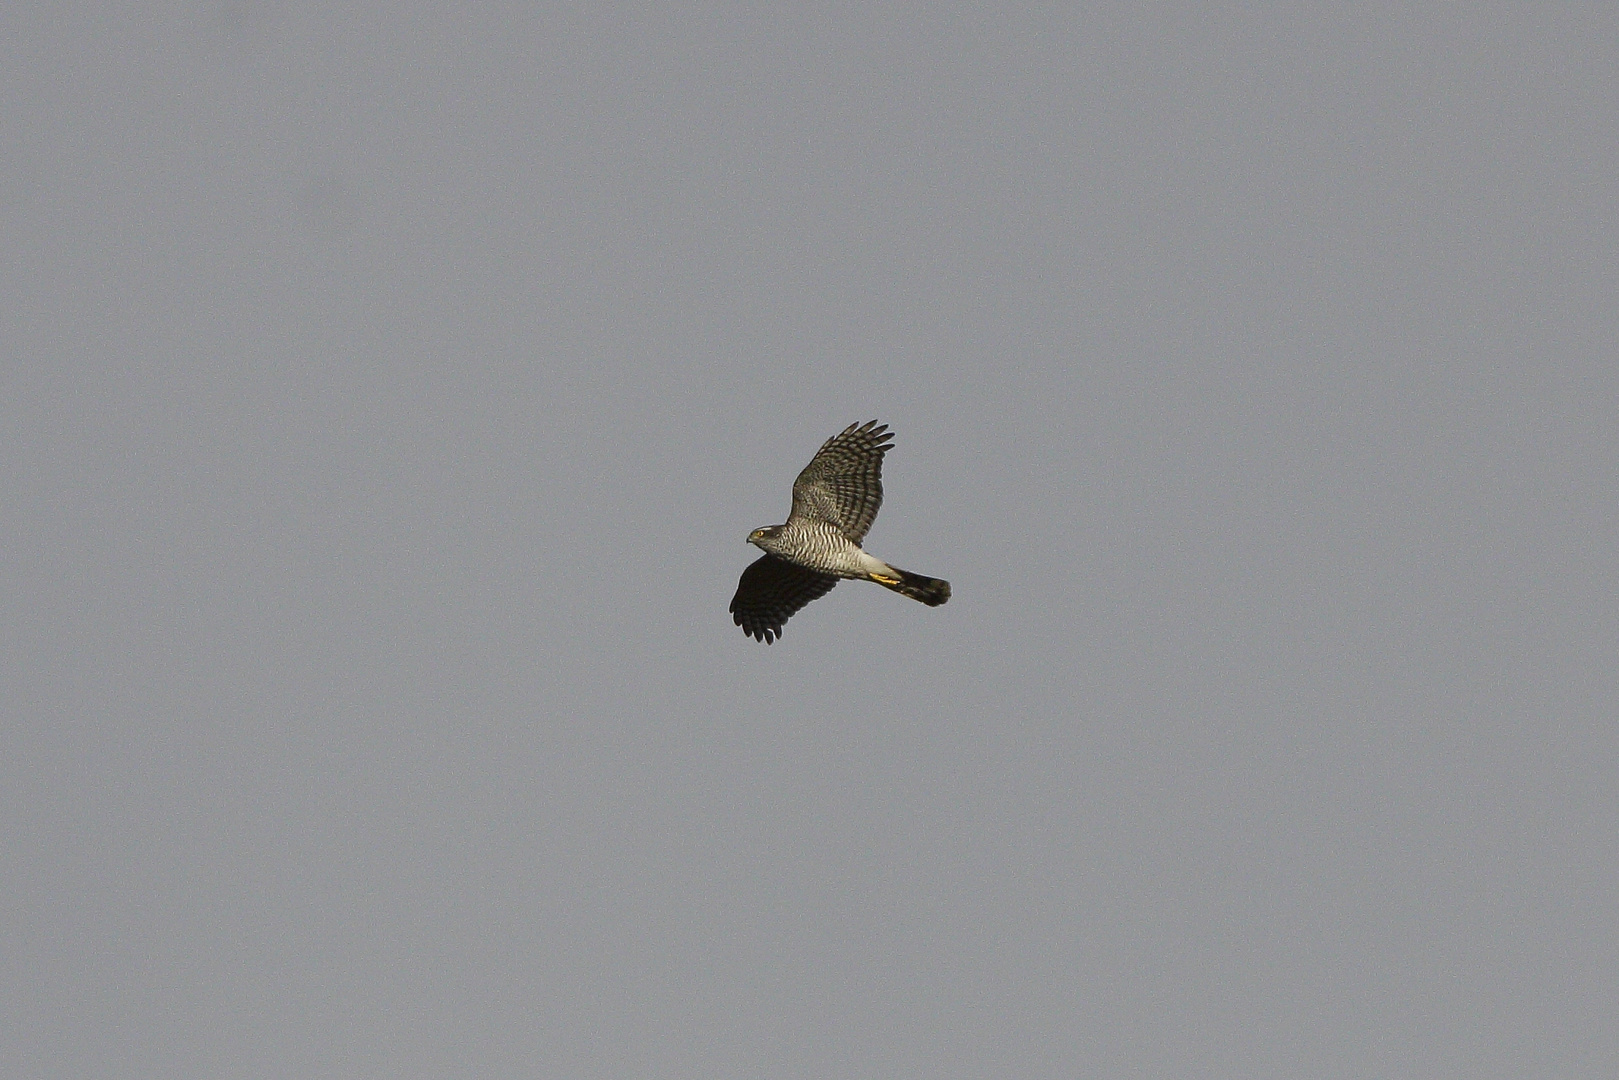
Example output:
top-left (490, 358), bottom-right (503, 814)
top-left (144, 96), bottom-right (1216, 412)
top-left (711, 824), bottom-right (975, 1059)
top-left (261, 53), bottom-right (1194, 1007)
top-left (748, 525), bottom-right (781, 548)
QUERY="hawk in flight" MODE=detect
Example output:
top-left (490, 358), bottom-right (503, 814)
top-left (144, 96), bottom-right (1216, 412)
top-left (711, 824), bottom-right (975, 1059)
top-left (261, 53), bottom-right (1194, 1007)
top-left (730, 420), bottom-right (950, 643)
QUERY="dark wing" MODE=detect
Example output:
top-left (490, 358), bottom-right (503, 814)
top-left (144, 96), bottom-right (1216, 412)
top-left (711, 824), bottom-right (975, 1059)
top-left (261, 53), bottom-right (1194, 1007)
top-left (730, 554), bottom-right (839, 643)
top-left (789, 420), bottom-right (893, 544)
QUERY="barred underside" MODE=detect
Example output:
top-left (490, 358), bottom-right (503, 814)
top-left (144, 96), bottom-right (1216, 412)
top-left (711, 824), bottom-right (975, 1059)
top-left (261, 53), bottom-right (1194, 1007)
top-left (766, 520), bottom-right (873, 579)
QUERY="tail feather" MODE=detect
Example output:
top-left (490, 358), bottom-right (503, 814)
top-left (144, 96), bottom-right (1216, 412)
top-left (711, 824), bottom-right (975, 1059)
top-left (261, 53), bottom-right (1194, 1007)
top-left (873, 567), bottom-right (950, 607)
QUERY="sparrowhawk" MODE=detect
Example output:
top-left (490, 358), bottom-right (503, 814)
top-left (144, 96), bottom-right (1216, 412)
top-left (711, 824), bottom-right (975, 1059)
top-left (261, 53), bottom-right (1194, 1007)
top-left (730, 420), bottom-right (950, 643)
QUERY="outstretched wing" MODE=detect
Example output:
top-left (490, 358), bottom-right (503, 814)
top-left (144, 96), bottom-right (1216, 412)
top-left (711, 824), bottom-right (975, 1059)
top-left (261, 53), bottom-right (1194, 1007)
top-left (789, 420), bottom-right (893, 543)
top-left (730, 554), bottom-right (839, 643)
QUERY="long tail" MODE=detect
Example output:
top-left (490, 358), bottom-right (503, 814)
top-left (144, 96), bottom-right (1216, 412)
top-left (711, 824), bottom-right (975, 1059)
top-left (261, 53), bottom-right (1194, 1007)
top-left (872, 567), bottom-right (951, 606)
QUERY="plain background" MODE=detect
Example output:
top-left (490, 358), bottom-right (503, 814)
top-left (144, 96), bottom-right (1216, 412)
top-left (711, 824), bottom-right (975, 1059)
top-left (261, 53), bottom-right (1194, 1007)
top-left (4, 4), bottom-right (1617, 1077)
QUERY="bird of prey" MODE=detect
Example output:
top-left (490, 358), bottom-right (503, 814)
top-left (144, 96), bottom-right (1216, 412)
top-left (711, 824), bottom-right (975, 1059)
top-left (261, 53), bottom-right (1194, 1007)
top-left (730, 420), bottom-right (950, 643)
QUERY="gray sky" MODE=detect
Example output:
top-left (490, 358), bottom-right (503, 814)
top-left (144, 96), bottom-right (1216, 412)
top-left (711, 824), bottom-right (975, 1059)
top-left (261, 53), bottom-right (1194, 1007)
top-left (5, 4), bottom-right (1617, 1077)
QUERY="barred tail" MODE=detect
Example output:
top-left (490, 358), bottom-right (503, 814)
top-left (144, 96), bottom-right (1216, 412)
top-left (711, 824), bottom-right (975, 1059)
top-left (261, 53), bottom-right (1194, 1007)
top-left (873, 567), bottom-right (951, 607)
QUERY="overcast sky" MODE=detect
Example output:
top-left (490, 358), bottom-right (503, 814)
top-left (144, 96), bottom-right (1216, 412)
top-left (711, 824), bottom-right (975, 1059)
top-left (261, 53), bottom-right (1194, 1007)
top-left (4, 4), bottom-right (1617, 1078)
